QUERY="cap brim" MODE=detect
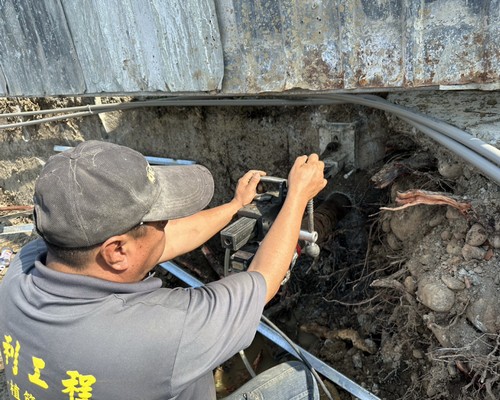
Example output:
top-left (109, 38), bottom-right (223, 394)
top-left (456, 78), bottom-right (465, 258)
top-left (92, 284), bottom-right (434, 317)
top-left (142, 164), bottom-right (214, 221)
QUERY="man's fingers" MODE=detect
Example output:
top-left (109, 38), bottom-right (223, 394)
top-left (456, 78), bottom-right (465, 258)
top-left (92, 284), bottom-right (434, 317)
top-left (295, 153), bottom-right (320, 166)
top-left (250, 172), bottom-right (262, 182)
top-left (248, 169), bottom-right (266, 176)
top-left (240, 170), bottom-right (266, 183)
top-left (305, 153), bottom-right (319, 163)
top-left (295, 155), bottom-right (309, 165)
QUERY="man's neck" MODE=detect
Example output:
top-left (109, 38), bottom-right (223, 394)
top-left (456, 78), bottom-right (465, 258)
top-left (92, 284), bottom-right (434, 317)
top-left (45, 252), bottom-right (132, 282)
top-left (45, 252), bottom-right (81, 274)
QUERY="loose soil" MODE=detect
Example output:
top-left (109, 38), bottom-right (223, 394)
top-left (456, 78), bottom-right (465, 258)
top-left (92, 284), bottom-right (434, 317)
top-left (0, 96), bottom-right (499, 400)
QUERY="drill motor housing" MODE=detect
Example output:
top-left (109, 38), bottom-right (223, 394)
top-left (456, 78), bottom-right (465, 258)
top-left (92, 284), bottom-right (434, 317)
top-left (220, 176), bottom-right (287, 272)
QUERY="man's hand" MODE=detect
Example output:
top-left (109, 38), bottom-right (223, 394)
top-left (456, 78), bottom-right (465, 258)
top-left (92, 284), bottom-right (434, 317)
top-left (231, 170), bottom-right (266, 209)
top-left (160, 169), bottom-right (265, 261)
top-left (287, 154), bottom-right (327, 205)
top-left (248, 153), bottom-right (327, 303)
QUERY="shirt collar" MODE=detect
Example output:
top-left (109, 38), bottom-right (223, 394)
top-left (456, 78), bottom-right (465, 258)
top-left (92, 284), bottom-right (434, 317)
top-left (31, 252), bottom-right (163, 299)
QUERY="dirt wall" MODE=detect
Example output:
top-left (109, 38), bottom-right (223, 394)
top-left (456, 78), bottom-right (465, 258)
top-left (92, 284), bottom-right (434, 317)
top-left (0, 92), bottom-right (499, 400)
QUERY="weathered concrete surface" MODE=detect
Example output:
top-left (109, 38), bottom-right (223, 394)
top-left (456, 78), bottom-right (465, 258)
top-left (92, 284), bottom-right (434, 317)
top-left (62, 0), bottom-right (223, 94)
top-left (0, 0), bottom-right (84, 96)
top-left (1, 0), bottom-right (499, 96)
top-left (0, 0), bottom-right (223, 96)
top-left (218, 0), bottom-right (500, 93)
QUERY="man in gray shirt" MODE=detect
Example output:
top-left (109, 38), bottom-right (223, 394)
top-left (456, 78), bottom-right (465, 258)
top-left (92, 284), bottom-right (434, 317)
top-left (0, 140), bottom-right (326, 399)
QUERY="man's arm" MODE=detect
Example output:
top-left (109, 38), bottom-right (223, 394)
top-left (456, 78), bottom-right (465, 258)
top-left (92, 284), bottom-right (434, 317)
top-left (159, 170), bottom-right (264, 262)
top-left (248, 154), bottom-right (326, 303)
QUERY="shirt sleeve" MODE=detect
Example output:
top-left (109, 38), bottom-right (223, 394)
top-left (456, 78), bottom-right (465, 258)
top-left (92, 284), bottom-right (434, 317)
top-left (2, 239), bottom-right (45, 282)
top-left (171, 271), bottom-right (267, 392)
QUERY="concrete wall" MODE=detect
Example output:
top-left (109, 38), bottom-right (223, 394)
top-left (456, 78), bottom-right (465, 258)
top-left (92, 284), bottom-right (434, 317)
top-left (1, 0), bottom-right (499, 96)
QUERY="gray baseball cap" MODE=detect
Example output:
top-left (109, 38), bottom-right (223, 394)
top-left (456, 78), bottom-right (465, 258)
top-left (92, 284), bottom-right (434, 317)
top-left (33, 140), bottom-right (214, 248)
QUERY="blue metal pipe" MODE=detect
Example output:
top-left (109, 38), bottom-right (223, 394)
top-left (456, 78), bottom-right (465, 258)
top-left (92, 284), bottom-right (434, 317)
top-left (159, 260), bottom-right (381, 400)
top-left (53, 145), bottom-right (196, 166)
top-left (0, 224), bottom-right (34, 235)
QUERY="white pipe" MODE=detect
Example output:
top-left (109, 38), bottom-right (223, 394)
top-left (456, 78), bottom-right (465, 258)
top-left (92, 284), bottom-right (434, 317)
top-left (320, 94), bottom-right (500, 167)
top-left (399, 117), bottom-right (500, 185)
top-left (299, 229), bottom-right (318, 243)
top-left (1, 95), bottom-right (498, 185)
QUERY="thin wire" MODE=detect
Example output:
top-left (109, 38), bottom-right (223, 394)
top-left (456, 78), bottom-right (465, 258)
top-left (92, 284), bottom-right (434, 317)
top-left (224, 248), bottom-right (258, 379)
top-left (261, 314), bottom-right (334, 400)
top-left (0, 97), bottom-right (337, 118)
top-left (238, 350), bottom-right (256, 378)
top-left (1, 95), bottom-right (498, 183)
top-left (224, 248), bottom-right (231, 277)
top-left (0, 111), bottom-right (94, 129)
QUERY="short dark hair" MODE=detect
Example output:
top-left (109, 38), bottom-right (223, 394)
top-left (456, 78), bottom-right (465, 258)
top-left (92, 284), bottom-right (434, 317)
top-left (45, 223), bottom-right (149, 270)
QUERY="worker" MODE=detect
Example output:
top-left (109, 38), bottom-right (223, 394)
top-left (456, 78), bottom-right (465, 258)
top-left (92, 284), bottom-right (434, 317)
top-left (0, 140), bottom-right (326, 399)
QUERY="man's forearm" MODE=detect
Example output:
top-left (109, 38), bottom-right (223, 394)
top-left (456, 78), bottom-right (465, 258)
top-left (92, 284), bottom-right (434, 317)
top-left (160, 199), bottom-right (241, 261)
top-left (247, 154), bottom-right (326, 303)
top-left (160, 170), bottom-right (262, 262)
top-left (247, 194), bottom-right (308, 303)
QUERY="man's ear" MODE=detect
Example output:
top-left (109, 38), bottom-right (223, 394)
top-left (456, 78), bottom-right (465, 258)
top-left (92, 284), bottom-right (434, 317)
top-left (99, 235), bottom-right (130, 271)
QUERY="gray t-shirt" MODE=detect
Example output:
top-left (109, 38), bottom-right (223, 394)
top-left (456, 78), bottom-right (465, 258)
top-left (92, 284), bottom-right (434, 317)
top-left (0, 239), bottom-right (267, 399)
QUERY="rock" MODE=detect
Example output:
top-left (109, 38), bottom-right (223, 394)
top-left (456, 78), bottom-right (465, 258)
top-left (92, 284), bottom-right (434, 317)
top-left (447, 364), bottom-right (458, 377)
top-left (466, 298), bottom-right (500, 333)
top-left (490, 232), bottom-right (500, 249)
top-left (357, 314), bottom-right (375, 335)
top-left (390, 206), bottom-right (435, 242)
top-left (417, 279), bottom-right (455, 312)
top-left (426, 384), bottom-right (438, 398)
top-left (462, 244), bottom-right (486, 261)
top-left (440, 230), bottom-right (451, 241)
top-left (465, 223), bottom-right (488, 246)
top-left (455, 218), bottom-right (469, 236)
top-left (445, 207), bottom-right (461, 220)
top-left (438, 160), bottom-right (463, 179)
top-left (441, 274), bottom-right (465, 291)
top-left (407, 259), bottom-right (424, 278)
top-left (404, 276), bottom-right (417, 293)
top-left (425, 365), bottom-right (449, 397)
top-left (352, 352), bottom-right (363, 369)
top-left (387, 233), bottom-right (402, 250)
top-left (428, 213), bottom-right (445, 228)
top-left (380, 335), bottom-right (403, 365)
top-left (381, 218), bottom-right (391, 233)
top-left (412, 349), bottom-right (424, 359)
top-left (449, 256), bottom-right (462, 266)
top-left (446, 240), bottom-right (462, 256)
top-left (364, 339), bottom-right (377, 354)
